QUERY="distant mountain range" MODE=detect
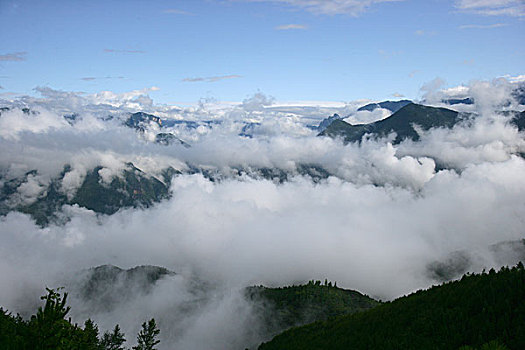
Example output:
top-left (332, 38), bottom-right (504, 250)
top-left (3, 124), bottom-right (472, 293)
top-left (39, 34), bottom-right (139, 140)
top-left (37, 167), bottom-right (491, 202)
top-left (319, 103), bottom-right (461, 144)
top-left (0, 163), bottom-right (176, 226)
top-left (1, 105), bottom-right (523, 226)
top-left (319, 103), bottom-right (524, 145)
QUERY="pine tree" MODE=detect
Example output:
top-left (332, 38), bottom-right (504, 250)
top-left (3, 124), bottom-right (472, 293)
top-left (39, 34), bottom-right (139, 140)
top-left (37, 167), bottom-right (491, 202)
top-left (101, 324), bottom-right (126, 350)
top-left (28, 287), bottom-right (73, 350)
top-left (132, 318), bottom-right (160, 350)
top-left (80, 319), bottom-right (100, 350)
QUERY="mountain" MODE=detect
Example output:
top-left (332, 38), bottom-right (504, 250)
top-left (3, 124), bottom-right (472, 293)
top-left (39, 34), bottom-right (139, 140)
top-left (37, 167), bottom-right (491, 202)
top-left (71, 163), bottom-right (170, 215)
top-left (512, 83), bottom-right (525, 105)
top-left (0, 106), bottom-right (35, 116)
top-left (426, 239), bottom-right (525, 282)
top-left (125, 112), bottom-right (219, 130)
top-left (315, 114), bottom-right (343, 133)
top-left (319, 103), bottom-right (460, 144)
top-left (155, 132), bottom-right (190, 147)
top-left (72, 265), bottom-right (175, 311)
top-left (239, 122), bottom-right (261, 137)
top-left (357, 100), bottom-right (412, 113)
top-left (512, 111), bottom-right (525, 131)
top-left (442, 97), bottom-right (474, 105)
top-left (125, 112), bottom-right (164, 129)
top-left (1, 161), bottom-right (333, 226)
top-left (247, 281), bottom-right (379, 337)
top-left (259, 263), bottom-right (525, 350)
top-left (1, 163), bottom-right (175, 226)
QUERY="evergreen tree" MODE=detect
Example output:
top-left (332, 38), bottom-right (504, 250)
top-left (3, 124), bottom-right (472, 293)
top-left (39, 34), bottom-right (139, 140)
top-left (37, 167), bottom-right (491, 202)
top-left (28, 287), bottom-right (74, 350)
top-left (101, 324), bottom-right (126, 350)
top-left (80, 319), bottom-right (100, 350)
top-left (132, 318), bottom-right (160, 350)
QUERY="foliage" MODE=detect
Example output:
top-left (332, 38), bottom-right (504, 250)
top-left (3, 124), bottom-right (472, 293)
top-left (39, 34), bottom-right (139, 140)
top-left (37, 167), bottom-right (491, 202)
top-left (0, 288), bottom-right (160, 350)
top-left (100, 324), bottom-right (126, 350)
top-left (259, 263), bottom-right (525, 350)
top-left (247, 280), bottom-right (379, 335)
top-left (132, 319), bottom-right (160, 350)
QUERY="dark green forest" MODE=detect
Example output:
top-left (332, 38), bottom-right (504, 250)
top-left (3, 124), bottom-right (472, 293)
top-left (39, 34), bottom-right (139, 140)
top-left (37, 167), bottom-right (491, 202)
top-left (259, 263), bottom-right (525, 350)
top-left (0, 288), bottom-right (160, 350)
top-left (2, 265), bottom-right (524, 349)
top-left (248, 280), bottom-right (379, 335)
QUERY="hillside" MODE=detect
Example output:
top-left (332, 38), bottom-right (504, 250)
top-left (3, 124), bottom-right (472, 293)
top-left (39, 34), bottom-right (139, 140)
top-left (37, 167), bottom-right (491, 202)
top-left (0, 163), bottom-right (175, 226)
top-left (74, 265), bottom-right (175, 311)
top-left (247, 281), bottom-right (379, 337)
top-left (259, 264), bottom-right (525, 350)
top-left (320, 103), bottom-right (460, 144)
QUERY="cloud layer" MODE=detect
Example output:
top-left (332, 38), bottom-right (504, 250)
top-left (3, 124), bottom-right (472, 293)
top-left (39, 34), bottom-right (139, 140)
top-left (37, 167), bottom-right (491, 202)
top-left (0, 77), bottom-right (524, 349)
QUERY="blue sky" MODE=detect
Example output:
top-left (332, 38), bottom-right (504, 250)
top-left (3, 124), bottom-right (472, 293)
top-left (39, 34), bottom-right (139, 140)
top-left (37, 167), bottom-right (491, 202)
top-left (0, 0), bottom-right (524, 105)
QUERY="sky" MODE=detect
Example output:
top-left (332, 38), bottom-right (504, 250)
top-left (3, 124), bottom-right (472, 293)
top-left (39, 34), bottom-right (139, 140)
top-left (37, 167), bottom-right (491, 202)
top-left (0, 0), bottom-right (524, 105)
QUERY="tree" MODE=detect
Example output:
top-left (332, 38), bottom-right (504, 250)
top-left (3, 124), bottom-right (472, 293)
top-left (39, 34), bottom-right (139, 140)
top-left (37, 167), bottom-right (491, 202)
top-left (28, 287), bottom-right (75, 350)
top-left (80, 319), bottom-right (100, 350)
top-left (132, 318), bottom-right (160, 350)
top-left (101, 324), bottom-right (126, 350)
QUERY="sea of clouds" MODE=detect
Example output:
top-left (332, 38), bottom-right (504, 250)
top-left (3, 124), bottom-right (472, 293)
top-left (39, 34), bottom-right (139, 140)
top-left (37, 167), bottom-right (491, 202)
top-left (0, 77), bottom-right (524, 349)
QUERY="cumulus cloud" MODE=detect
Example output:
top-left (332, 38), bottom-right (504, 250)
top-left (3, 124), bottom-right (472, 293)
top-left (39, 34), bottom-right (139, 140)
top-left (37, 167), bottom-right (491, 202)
top-left (241, 92), bottom-right (275, 111)
top-left (23, 86), bottom-right (162, 112)
top-left (0, 51), bottom-right (27, 61)
top-left (238, 0), bottom-right (404, 16)
top-left (455, 0), bottom-right (525, 16)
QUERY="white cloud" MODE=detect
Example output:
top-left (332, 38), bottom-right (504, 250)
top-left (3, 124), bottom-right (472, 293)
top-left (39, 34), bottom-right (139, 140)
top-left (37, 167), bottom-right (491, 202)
top-left (455, 0), bottom-right (525, 16)
top-left (275, 23), bottom-right (308, 30)
top-left (503, 74), bottom-right (525, 83)
top-left (103, 49), bottom-right (146, 54)
top-left (80, 76), bottom-right (125, 81)
top-left (414, 29), bottom-right (436, 36)
top-left (240, 0), bottom-right (405, 16)
top-left (0, 52), bottom-right (27, 61)
top-left (163, 9), bottom-right (193, 15)
top-left (1, 78), bottom-right (525, 349)
top-left (459, 23), bottom-right (508, 29)
top-left (344, 107), bottom-right (392, 125)
top-left (182, 75), bottom-right (242, 83)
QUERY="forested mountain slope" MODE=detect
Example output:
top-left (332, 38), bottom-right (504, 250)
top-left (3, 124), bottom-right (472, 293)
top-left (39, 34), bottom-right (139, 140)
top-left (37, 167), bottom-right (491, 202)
top-left (259, 264), bottom-right (525, 350)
